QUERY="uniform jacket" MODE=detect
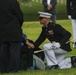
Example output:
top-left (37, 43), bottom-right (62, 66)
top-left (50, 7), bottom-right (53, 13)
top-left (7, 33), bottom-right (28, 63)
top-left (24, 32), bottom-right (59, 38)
top-left (0, 0), bottom-right (23, 42)
top-left (42, 0), bottom-right (57, 14)
top-left (66, 0), bottom-right (76, 19)
top-left (34, 22), bottom-right (72, 52)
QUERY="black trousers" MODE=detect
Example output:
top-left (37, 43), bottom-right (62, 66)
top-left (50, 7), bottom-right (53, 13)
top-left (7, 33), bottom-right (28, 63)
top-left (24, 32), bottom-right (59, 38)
top-left (20, 45), bottom-right (33, 69)
top-left (0, 42), bottom-right (20, 73)
top-left (28, 39), bottom-right (45, 61)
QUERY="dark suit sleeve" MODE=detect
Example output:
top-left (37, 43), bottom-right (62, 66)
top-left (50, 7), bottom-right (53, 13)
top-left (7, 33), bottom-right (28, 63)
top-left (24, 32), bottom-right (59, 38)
top-left (34, 30), bottom-right (46, 48)
top-left (11, 0), bottom-right (23, 26)
top-left (42, 0), bottom-right (48, 7)
top-left (54, 24), bottom-right (71, 46)
top-left (66, 0), bottom-right (71, 15)
top-left (51, 0), bottom-right (57, 8)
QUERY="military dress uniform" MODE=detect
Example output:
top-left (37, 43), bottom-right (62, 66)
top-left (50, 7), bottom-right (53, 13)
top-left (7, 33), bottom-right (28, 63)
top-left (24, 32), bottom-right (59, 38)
top-left (34, 22), bottom-right (72, 69)
top-left (66, 0), bottom-right (76, 48)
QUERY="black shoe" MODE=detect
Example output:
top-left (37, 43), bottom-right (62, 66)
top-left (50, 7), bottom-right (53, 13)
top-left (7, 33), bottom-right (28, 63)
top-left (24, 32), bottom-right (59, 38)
top-left (49, 65), bottom-right (59, 70)
top-left (71, 56), bottom-right (76, 67)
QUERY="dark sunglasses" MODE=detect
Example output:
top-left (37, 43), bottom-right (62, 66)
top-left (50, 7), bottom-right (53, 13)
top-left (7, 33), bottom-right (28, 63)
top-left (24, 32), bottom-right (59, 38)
top-left (39, 17), bottom-right (44, 20)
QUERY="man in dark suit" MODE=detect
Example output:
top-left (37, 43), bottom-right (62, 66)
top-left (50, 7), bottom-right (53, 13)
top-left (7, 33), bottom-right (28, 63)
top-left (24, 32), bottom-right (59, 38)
top-left (42, 0), bottom-right (57, 24)
top-left (0, 0), bottom-right (23, 73)
top-left (66, 0), bottom-right (76, 48)
top-left (34, 12), bottom-right (73, 69)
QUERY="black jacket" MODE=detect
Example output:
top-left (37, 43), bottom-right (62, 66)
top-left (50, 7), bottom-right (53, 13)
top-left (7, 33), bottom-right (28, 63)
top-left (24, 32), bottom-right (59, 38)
top-left (66, 0), bottom-right (76, 19)
top-left (0, 0), bottom-right (23, 42)
top-left (42, 0), bottom-right (57, 14)
top-left (34, 22), bottom-right (72, 52)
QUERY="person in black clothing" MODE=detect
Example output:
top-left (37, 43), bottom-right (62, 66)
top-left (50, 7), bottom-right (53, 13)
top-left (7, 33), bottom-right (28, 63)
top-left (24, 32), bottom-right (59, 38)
top-left (0, 0), bottom-right (23, 73)
top-left (66, 0), bottom-right (76, 48)
top-left (42, 0), bottom-right (57, 24)
top-left (20, 34), bottom-right (45, 70)
top-left (33, 12), bottom-right (75, 69)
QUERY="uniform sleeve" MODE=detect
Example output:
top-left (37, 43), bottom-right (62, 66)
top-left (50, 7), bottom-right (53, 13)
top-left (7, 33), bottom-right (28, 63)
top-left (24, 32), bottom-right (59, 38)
top-left (54, 24), bottom-right (71, 46)
top-left (11, 0), bottom-right (23, 26)
top-left (42, 0), bottom-right (48, 7)
top-left (66, 0), bottom-right (71, 15)
top-left (34, 29), bottom-right (46, 48)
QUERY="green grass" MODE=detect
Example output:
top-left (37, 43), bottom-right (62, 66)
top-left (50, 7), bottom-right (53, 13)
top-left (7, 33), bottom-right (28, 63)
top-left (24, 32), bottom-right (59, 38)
top-left (1, 68), bottom-right (76, 75)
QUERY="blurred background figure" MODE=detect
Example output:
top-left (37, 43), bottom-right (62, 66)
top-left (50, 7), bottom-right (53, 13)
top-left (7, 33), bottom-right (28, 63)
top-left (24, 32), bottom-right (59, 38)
top-left (66, 0), bottom-right (76, 48)
top-left (42, 0), bottom-right (57, 24)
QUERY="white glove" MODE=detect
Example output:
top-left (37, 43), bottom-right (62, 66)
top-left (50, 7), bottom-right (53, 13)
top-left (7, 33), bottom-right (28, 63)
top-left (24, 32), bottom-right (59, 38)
top-left (52, 42), bottom-right (60, 49)
top-left (68, 15), bottom-right (71, 19)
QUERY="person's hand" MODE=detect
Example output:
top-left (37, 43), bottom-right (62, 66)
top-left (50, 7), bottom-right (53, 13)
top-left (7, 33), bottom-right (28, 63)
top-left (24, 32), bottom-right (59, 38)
top-left (26, 40), bottom-right (34, 49)
top-left (47, 4), bottom-right (52, 10)
top-left (52, 42), bottom-right (60, 49)
top-left (28, 43), bottom-right (35, 49)
top-left (68, 15), bottom-right (71, 19)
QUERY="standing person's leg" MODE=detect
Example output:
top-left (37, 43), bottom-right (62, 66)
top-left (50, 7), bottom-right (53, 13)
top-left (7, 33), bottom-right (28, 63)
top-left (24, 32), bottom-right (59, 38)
top-left (0, 42), bottom-right (9, 73)
top-left (71, 19), bottom-right (76, 48)
top-left (9, 42), bottom-right (20, 72)
top-left (51, 14), bottom-right (56, 24)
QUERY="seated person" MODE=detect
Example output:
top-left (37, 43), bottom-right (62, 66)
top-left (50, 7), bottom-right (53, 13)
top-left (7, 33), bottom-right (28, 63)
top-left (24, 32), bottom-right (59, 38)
top-left (20, 34), bottom-right (34, 70)
top-left (20, 33), bottom-right (45, 70)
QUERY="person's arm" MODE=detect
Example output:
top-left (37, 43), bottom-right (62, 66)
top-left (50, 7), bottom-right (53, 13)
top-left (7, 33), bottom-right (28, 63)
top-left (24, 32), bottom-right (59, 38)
top-left (34, 29), bottom-right (46, 48)
top-left (42, 0), bottom-right (48, 7)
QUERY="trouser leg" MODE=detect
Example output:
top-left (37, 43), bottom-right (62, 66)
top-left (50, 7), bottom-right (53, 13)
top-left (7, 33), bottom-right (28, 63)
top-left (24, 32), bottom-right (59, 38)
top-left (27, 48), bottom-right (33, 67)
top-left (44, 50), bottom-right (58, 66)
top-left (59, 57), bottom-right (72, 69)
top-left (43, 43), bottom-right (58, 66)
top-left (9, 42), bottom-right (20, 72)
top-left (43, 43), bottom-right (68, 68)
top-left (20, 45), bottom-right (33, 67)
top-left (0, 42), bottom-right (9, 73)
top-left (51, 14), bottom-right (56, 24)
top-left (71, 19), bottom-right (76, 40)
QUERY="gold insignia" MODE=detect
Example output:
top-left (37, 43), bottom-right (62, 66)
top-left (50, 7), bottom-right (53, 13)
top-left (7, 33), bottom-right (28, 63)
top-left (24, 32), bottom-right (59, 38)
top-left (48, 30), bottom-right (54, 35)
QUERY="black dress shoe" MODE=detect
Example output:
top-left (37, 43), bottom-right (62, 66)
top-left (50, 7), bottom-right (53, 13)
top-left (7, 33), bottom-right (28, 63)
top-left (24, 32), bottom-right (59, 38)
top-left (49, 65), bottom-right (59, 70)
top-left (71, 56), bottom-right (76, 67)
